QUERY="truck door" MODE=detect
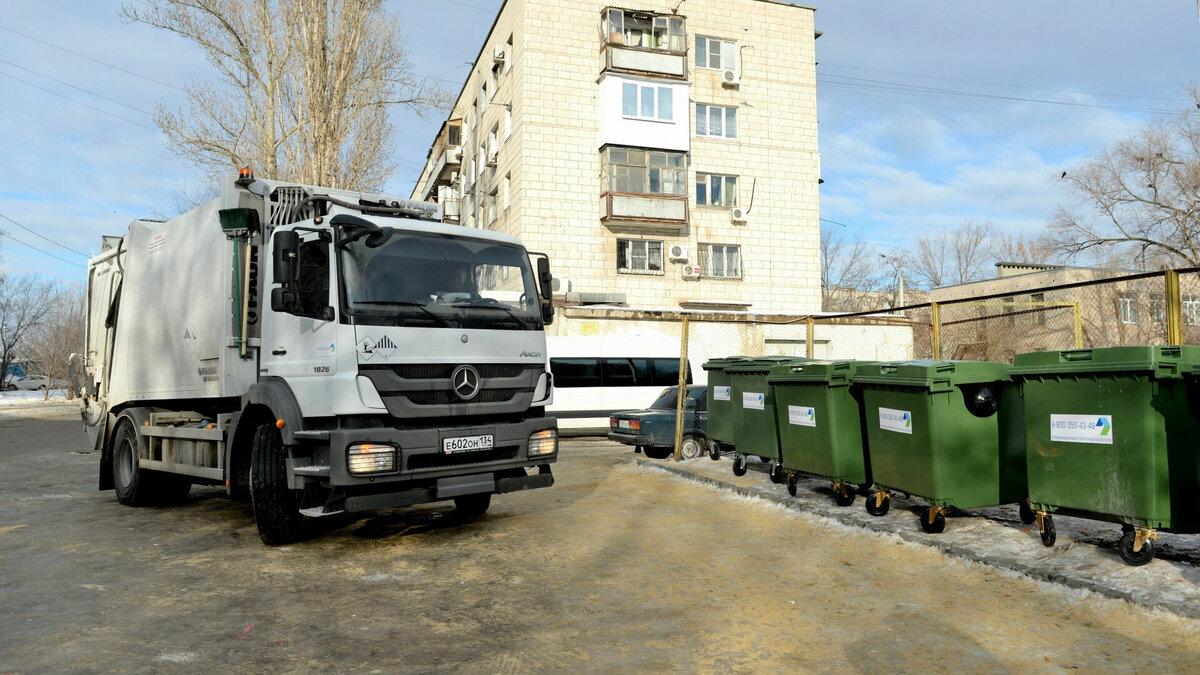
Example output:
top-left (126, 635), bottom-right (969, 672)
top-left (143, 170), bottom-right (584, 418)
top-left (261, 232), bottom-right (338, 390)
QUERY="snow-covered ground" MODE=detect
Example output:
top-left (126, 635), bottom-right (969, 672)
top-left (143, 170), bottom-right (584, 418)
top-left (0, 389), bottom-right (73, 408)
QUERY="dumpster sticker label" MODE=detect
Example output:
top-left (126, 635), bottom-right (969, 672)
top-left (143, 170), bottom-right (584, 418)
top-left (713, 386), bottom-right (731, 401)
top-left (742, 392), bottom-right (765, 410)
top-left (1050, 414), bottom-right (1113, 445)
top-left (788, 405), bottom-right (816, 427)
top-left (879, 407), bottom-right (912, 434)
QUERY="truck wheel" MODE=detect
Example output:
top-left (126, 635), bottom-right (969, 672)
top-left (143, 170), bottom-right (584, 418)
top-left (679, 435), bottom-right (704, 460)
top-left (454, 493), bottom-right (492, 521)
top-left (111, 419), bottom-right (161, 506)
top-left (250, 423), bottom-right (304, 545)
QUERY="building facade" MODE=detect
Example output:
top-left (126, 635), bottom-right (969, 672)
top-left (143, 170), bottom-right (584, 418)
top-left (412, 0), bottom-right (821, 317)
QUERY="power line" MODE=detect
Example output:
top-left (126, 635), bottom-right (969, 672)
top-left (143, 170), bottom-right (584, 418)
top-left (0, 71), bottom-right (159, 131)
top-left (441, 0), bottom-right (498, 14)
top-left (0, 230), bottom-right (87, 269)
top-left (0, 102), bottom-right (173, 160)
top-left (0, 58), bottom-right (155, 116)
top-left (0, 24), bottom-right (184, 92)
top-left (820, 62), bottom-right (1193, 106)
top-left (0, 211), bottom-right (88, 258)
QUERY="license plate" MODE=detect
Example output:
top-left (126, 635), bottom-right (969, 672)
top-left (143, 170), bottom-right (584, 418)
top-left (617, 420), bottom-right (632, 429)
top-left (443, 434), bottom-right (494, 454)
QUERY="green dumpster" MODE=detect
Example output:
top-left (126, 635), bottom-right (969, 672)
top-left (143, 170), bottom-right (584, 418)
top-left (1011, 345), bottom-right (1200, 565)
top-left (852, 360), bottom-right (1026, 533)
top-left (702, 356), bottom-right (752, 458)
top-left (768, 360), bottom-right (873, 506)
top-left (726, 356), bottom-right (812, 481)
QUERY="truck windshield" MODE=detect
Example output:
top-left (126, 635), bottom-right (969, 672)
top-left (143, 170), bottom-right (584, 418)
top-left (339, 231), bottom-right (543, 330)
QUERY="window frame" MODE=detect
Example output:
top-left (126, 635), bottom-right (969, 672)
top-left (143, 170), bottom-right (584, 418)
top-left (621, 82), bottom-right (674, 122)
top-left (616, 238), bottom-right (665, 275)
top-left (1119, 295), bottom-right (1138, 324)
top-left (695, 103), bottom-right (737, 139)
top-left (694, 35), bottom-right (737, 71)
top-left (695, 172), bottom-right (739, 207)
top-left (606, 9), bottom-right (685, 53)
top-left (602, 146), bottom-right (688, 196)
top-left (699, 242), bottom-right (742, 279)
top-left (1184, 295), bottom-right (1200, 326)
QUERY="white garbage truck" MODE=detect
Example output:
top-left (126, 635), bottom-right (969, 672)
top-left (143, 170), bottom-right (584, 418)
top-left (72, 170), bottom-right (559, 544)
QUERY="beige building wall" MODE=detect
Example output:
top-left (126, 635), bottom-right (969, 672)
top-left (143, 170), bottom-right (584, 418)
top-left (414, 0), bottom-right (821, 318)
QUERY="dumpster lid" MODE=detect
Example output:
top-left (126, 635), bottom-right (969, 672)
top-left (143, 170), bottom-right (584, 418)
top-left (725, 356), bottom-right (813, 374)
top-left (1011, 345), bottom-right (1200, 378)
top-left (851, 360), bottom-right (1011, 388)
top-left (767, 360), bottom-right (875, 385)
top-left (701, 356), bottom-right (754, 371)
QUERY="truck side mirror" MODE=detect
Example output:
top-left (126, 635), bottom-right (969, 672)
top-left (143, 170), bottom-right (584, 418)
top-left (537, 257), bottom-right (554, 325)
top-left (272, 230), bottom-right (300, 284)
top-left (271, 287), bottom-right (297, 313)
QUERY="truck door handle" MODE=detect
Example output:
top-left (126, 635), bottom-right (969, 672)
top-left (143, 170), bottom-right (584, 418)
top-left (272, 348), bottom-right (287, 356)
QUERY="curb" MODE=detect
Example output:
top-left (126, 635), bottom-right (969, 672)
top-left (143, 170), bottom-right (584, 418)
top-left (635, 456), bottom-right (1200, 620)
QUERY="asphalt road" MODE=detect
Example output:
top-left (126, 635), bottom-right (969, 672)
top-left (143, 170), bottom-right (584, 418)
top-left (3, 408), bottom-right (1200, 672)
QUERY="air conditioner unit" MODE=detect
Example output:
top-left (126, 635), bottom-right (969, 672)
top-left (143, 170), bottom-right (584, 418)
top-left (731, 207), bottom-right (748, 224)
top-left (550, 275), bottom-right (571, 294)
top-left (493, 46), bottom-right (507, 65)
top-left (668, 244), bottom-right (689, 262)
top-left (681, 265), bottom-right (702, 280)
top-left (449, 171), bottom-right (460, 184)
top-left (721, 69), bottom-right (740, 87)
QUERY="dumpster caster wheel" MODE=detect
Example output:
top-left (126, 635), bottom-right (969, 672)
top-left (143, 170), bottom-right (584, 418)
top-left (1118, 529), bottom-right (1158, 566)
top-left (833, 482), bottom-right (855, 507)
top-left (732, 454), bottom-right (748, 477)
top-left (1038, 513), bottom-right (1056, 547)
top-left (708, 442), bottom-right (721, 461)
top-left (769, 462), bottom-right (784, 484)
top-left (920, 507), bottom-right (946, 534)
top-left (786, 474), bottom-right (798, 496)
top-left (865, 491), bottom-right (890, 517)
top-left (1018, 499), bottom-right (1036, 525)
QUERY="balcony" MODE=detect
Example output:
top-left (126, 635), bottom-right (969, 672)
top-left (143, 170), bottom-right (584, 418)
top-left (600, 192), bottom-right (688, 234)
top-left (601, 8), bottom-right (687, 81)
top-left (420, 119), bottom-right (462, 201)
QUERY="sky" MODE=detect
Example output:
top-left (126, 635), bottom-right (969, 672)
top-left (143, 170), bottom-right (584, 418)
top-left (1, 1), bottom-right (1199, 283)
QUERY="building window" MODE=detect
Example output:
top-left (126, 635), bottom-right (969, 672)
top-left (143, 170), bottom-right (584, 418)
top-left (501, 174), bottom-right (510, 211)
top-left (1184, 295), bottom-right (1200, 325)
top-left (1030, 292), bottom-right (1046, 325)
top-left (488, 124), bottom-right (499, 163)
top-left (1150, 292), bottom-right (1166, 323)
top-left (485, 192), bottom-right (497, 225)
top-left (696, 104), bottom-right (737, 139)
top-left (479, 84), bottom-right (487, 113)
top-left (617, 239), bottom-right (664, 275)
top-left (699, 243), bottom-right (741, 279)
top-left (1002, 296), bottom-right (1015, 326)
top-left (696, 173), bottom-right (738, 207)
top-left (1119, 295), bottom-right (1138, 324)
top-left (504, 107), bottom-right (512, 140)
top-left (505, 34), bottom-right (513, 73)
top-left (602, 147), bottom-right (687, 195)
top-left (695, 36), bottom-right (736, 70)
top-left (621, 82), bottom-right (673, 121)
top-left (606, 9), bottom-right (685, 53)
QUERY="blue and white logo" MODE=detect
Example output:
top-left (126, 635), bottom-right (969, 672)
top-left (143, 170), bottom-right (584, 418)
top-left (743, 391), bottom-right (766, 411)
top-left (788, 405), bottom-right (816, 427)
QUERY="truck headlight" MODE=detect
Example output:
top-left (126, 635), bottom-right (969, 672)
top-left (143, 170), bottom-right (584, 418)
top-left (527, 429), bottom-right (557, 457)
top-left (347, 443), bottom-right (398, 475)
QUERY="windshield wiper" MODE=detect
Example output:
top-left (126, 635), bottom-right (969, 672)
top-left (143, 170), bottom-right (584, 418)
top-left (352, 300), bottom-right (443, 325)
top-left (447, 302), bottom-right (536, 328)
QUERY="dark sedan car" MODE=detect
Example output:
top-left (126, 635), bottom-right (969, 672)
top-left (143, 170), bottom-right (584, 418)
top-left (607, 385), bottom-right (707, 459)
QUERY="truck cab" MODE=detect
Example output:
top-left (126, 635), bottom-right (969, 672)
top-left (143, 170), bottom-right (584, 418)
top-left (76, 172), bottom-right (559, 544)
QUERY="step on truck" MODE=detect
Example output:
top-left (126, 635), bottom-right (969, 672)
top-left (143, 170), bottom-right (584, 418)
top-left (71, 170), bottom-right (559, 544)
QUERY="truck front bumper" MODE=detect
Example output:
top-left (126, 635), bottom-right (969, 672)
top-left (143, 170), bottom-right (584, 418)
top-left (289, 416), bottom-right (558, 514)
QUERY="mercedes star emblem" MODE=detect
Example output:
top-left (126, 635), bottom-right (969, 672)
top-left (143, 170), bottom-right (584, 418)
top-left (451, 365), bottom-right (481, 401)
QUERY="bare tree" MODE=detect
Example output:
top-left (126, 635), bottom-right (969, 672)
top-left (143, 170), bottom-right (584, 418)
top-left (1051, 86), bottom-right (1200, 267)
top-left (906, 221), bottom-right (997, 290)
top-left (820, 228), bottom-right (891, 311)
top-left (122, 0), bottom-right (452, 190)
top-left (25, 284), bottom-right (86, 401)
top-left (0, 274), bottom-right (54, 391)
top-left (992, 232), bottom-right (1059, 265)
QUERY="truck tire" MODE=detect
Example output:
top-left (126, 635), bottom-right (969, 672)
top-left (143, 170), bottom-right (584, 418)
top-left (112, 419), bottom-right (178, 506)
top-left (250, 422), bottom-right (304, 545)
top-left (454, 493), bottom-right (491, 521)
top-left (642, 447), bottom-right (672, 459)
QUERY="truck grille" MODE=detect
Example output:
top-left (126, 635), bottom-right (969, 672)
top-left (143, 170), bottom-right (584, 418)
top-left (385, 364), bottom-right (529, 379)
top-left (405, 389), bottom-right (523, 406)
top-left (407, 447), bottom-right (518, 470)
top-left (357, 363), bottom-right (543, 419)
